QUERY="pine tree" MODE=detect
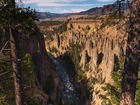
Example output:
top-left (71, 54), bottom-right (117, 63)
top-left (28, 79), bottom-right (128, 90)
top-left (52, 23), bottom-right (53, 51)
top-left (0, 0), bottom-right (37, 105)
top-left (7, 1), bottom-right (24, 104)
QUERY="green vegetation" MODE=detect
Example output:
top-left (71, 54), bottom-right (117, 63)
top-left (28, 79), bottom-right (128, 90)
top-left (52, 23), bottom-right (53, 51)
top-left (0, 54), bottom-right (40, 105)
top-left (86, 25), bottom-right (90, 30)
top-left (100, 57), bottom-right (140, 105)
top-left (69, 23), bottom-right (73, 29)
top-left (100, 57), bottom-right (124, 105)
top-left (0, 1), bottom-right (40, 104)
top-left (22, 54), bottom-right (40, 105)
top-left (67, 42), bottom-right (88, 81)
top-left (99, 13), bottom-right (126, 30)
top-left (37, 21), bottom-right (63, 26)
top-left (37, 21), bottom-right (67, 40)
top-left (100, 23), bottom-right (106, 30)
top-left (135, 70), bottom-right (140, 105)
top-left (78, 25), bottom-right (80, 29)
top-left (77, 16), bottom-right (101, 20)
top-left (43, 75), bottom-right (54, 94)
top-left (49, 46), bottom-right (58, 53)
top-left (100, 19), bottom-right (117, 30)
top-left (65, 42), bottom-right (93, 101)
top-left (0, 51), bottom-right (14, 105)
top-left (68, 42), bottom-right (82, 73)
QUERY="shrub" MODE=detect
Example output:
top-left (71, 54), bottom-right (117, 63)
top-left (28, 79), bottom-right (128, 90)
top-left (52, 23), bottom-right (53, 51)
top-left (43, 75), bottom-right (54, 94)
top-left (86, 25), bottom-right (90, 30)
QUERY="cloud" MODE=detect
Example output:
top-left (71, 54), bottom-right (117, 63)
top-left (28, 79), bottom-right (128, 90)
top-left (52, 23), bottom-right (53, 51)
top-left (61, 8), bottom-right (85, 13)
top-left (22, 0), bottom-right (112, 7)
top-left (96, 0), bottom-right (115, 2)
top-left (37, 3), bottom-right (91, 7)
top-left (22, 0), bottom-right (86, 4)
top-left (61, 10), bottom-right (71, 13)
top-left (21, 0), bottom-right (114, 13)
top-left (71, 9), bottom-right (85, 13)
top-left (37, 7), bottom-right (86, 13)
top-left (35, 7), bottom-right (68, 13)
top-left (22, 0), bottom-right (93, 7)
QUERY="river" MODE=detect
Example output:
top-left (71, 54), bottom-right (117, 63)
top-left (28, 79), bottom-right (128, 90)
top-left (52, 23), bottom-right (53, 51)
top-left (48, 54), bottom-right (82, 105)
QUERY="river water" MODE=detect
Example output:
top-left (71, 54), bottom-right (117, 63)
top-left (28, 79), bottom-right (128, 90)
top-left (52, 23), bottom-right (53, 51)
top-left (48, 54), bottom-right (82, 105)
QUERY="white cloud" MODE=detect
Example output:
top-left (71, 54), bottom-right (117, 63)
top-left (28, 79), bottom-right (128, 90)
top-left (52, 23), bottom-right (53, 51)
top-left (37, 3), bottom-right (91, 7)
top-left (22, 0), bottom-right (86, 4)
top-left (60, 8), bottom-right (85, 13)
top-left (21, 0), bottom-right (110, 8)
top-left (61, 10), bottom-right (70, 13)
top-left (96, 0), bottom-right (115, 2)
top-left (36, 7), bottom-right (86, 13)
top-left (21, 0), bottom-right (114, 13)
top-left (21, 0), bottom-right (90, 8)
top-left (71, 9), bottom-right (85, 13)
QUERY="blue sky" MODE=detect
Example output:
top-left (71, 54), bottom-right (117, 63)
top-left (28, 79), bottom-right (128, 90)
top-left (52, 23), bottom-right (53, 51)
top-left (20, 0), bottom-right (115, 13)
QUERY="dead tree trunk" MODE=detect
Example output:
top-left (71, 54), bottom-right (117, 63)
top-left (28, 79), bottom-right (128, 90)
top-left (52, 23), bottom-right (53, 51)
top-left (120, 0), bottom-right (140, 105)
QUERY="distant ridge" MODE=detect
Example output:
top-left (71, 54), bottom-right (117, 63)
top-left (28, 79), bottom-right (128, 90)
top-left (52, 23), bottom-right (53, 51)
top-left (37, 12), bottom-right (68, 19)
top-left (37, 3), bottom-right (129, 19)
top-left (79, 7), bottom-right (102, 15)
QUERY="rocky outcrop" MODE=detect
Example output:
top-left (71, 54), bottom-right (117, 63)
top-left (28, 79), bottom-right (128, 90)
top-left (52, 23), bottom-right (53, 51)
top-left (45, 19), bottom-right (127, 105)
top-left (22, 24), bottom-right (61, 105)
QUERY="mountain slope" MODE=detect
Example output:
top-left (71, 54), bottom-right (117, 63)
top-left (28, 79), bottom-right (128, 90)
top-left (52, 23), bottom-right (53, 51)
top-left (37, 3), bottom-right (129, 19)
top-left (37, 12), bottom-right (68, 19)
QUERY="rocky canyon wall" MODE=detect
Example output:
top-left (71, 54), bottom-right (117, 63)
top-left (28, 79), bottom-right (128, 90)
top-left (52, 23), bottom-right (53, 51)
top-left (45, 18), bottom-right (127, 105)
top-left (21, 24), bottom-right (61, 105)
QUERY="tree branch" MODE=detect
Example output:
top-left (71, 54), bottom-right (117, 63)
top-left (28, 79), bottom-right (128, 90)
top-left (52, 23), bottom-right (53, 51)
top-left (0, 71), bottom-right (11, 76)
top-left (0, 60), bottom-right (12, 64)
top-left (0, 40), bottom-right (14, 54)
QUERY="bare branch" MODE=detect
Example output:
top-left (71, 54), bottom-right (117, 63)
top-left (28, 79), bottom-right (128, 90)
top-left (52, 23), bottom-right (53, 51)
top-left (2, 49), bottom-right (11, 51)
top-left (15, 24), bottom-right (22, 28)
top-left (0, 71), bottom-right (11, 76)
top-left (0, 40), bottom-right (14, 53)
top-left (0, 40), bottom-right (10, 52)
top-left (0, 60), bottom-right (12, 64)
top-left (0, 40), bottom-right (15, 59)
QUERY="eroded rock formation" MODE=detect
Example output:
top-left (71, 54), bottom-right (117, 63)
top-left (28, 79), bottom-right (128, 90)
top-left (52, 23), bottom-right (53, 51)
top-left (45, 19), bottom-right (127, 105)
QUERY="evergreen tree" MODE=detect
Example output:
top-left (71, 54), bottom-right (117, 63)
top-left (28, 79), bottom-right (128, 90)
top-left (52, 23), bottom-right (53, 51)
top-left (0, 0), bottom-right (37, 105)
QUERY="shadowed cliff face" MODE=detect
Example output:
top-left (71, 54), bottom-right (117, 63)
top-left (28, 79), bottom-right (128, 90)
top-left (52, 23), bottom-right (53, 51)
top-left (45, 18), bottom-right (127, 105)
top-left (22, 24), bottom-right (60, 105)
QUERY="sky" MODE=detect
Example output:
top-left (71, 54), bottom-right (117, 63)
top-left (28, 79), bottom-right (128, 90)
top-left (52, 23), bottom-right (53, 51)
top-left (19, 0), bottom-right (115, 13)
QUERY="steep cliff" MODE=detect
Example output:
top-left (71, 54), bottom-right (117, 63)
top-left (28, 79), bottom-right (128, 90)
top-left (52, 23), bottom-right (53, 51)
top-left (21, 24), bottom-right (61, 105)
top-left (44, 16), bottom-right (127, 105)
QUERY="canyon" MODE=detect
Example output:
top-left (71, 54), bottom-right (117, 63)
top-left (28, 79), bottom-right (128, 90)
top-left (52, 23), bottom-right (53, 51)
top-left (37, 15), bottom-right (128, 105)
top-left (1, 1), bottom-right (140, 105)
